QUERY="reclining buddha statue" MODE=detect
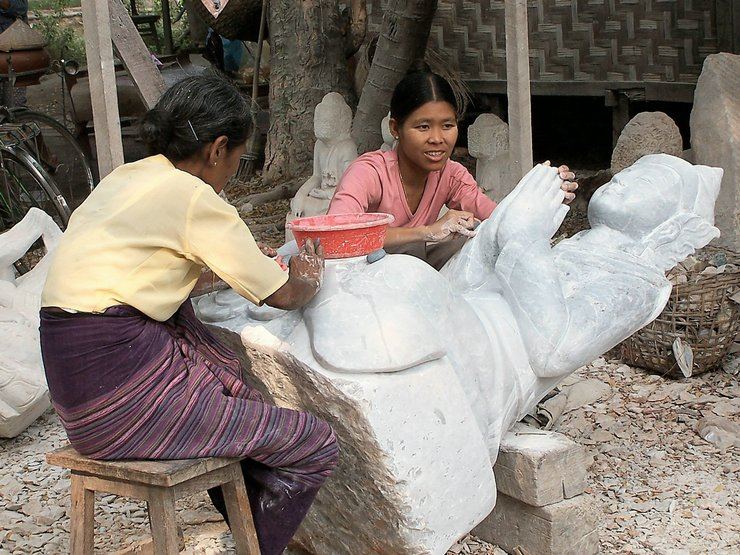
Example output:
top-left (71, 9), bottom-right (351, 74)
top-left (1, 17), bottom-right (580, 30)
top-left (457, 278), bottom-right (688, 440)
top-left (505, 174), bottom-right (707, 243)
top-left (194, 154), bottom-right (722, 554)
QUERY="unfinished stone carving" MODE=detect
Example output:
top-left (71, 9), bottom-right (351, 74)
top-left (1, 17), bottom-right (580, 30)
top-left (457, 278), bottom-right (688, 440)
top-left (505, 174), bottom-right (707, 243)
top-left (467, 113), bottom-right (514, 200)
top-left (611, 111), bottom-right (683, 173)
top-left (380, 112), bottom-right (396, 152)
top-left (690, 52), bottom-right (740, 250)
top-left (0, 208), bottom-right (62, 438)
top-left (195, 154), bottom-right (722, 554)
top-left (287, 92), bottom-right (358, 240)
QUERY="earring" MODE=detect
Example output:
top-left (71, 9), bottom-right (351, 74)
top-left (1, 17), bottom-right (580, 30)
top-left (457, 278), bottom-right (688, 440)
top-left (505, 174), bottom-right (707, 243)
top-left (213, 162), bottom-right (217, 166)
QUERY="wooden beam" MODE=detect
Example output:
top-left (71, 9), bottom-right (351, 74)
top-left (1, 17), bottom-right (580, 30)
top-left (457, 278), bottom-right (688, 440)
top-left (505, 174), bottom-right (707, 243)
top-left (467, 79), bottom-right (697, 103)
top-left (716, 0), bottom-right (740, 54)
top-left (108, 0), bottom-right (166, 109)
top-left (606, 90), bottom-right (630, 149)
top-left (82, 0), bottom-right (124, 178)
top-left (504, 0), bottom-right (533, 179)
top-left (161, 0), bottom-right (174, 55)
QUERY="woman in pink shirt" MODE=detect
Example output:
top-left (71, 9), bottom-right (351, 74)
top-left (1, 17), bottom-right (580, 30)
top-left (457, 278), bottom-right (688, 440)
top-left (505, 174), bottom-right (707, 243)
top-left (329, 68), bottom-right (577, 268)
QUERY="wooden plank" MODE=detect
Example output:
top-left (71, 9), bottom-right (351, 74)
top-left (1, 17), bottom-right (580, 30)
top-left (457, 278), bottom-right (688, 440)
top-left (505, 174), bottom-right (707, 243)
top-left (716, 0), bottom-right (735, 54)
top-left (81, 0), bottom-right (124, 178)
top-left (221, 465), bottom-right (261, 555)
top-left (735, 0), bottom-right (740, 54)
top-left (608, 92), bottom-right (630, 149)
top-left (108, 0), bottom-right (166, 109)
top-left (46, 444), bottom-right (239, 487)
top-left (468, 80), bottom-right (697, 102)
top-left (147, 488), bottom-right (180, 555)
top-left (161, 0), bottom-right (174, 55)
top-left (504, 0), bottom-right (533, 178)
top-left (172, 466), bottom-right (236, 499)
top-left (78, 474), bottom-right (157, 499)
top-left (70, 473), bottom-right (95, 555)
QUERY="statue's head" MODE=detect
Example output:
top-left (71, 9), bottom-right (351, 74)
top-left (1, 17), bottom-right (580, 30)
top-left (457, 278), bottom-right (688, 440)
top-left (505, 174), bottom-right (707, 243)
top-left (588, 154), bottom-right (722, 268)
top-left (314, 92), bottom-right (353, 141)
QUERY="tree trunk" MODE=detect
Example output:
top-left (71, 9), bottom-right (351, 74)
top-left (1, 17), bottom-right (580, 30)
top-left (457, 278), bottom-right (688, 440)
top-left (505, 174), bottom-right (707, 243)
top-left (183, 0), bottom-right (208, 48)
top-left (263, 0), bottom-right (358, 188)
top-left (351, 0), bottom-right (438, 153)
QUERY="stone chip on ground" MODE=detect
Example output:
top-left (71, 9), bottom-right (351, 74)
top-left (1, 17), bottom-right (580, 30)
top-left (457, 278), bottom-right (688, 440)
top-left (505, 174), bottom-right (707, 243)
top-left (0, 361), bottom-right (738, 553)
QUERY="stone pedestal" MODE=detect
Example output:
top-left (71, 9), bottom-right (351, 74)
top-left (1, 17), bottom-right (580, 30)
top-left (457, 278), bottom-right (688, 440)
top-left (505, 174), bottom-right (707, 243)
top-left (493, 425), bottom-right (588, 506)
top-left (473, 493), bottom-right (599, 555)
top-left (475, 425), bottom-right (599, 555)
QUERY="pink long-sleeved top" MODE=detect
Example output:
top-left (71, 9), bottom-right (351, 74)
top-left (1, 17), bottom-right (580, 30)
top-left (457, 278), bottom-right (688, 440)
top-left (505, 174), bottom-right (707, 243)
top-left (327, 149), bottom-right (496, 227)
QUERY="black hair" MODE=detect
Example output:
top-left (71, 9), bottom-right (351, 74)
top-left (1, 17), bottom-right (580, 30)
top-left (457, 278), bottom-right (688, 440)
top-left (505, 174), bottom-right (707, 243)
top-left (139, 74), bottom-right (251, 161)
top-left (390, 62), bottom-right (459, 125)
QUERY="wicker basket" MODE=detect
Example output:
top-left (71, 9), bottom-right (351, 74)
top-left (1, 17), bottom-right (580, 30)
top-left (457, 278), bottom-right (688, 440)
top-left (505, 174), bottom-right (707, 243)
top-left (620, 247), bottom-right (740, 378)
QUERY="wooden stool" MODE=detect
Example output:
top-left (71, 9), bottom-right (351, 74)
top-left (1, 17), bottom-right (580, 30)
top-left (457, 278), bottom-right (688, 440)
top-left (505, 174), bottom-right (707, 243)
top-left (46, 445), bottom-right (260, 555)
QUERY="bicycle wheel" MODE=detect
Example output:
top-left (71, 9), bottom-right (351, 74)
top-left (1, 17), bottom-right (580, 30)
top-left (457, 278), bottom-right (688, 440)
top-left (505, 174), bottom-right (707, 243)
top-left (0, 147), bottom-right (71, 232)
top-left (10, 108), bottom-right (95, 211)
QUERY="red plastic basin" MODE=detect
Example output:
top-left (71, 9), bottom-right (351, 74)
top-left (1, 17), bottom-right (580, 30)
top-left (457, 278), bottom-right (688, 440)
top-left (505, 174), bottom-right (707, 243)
top-left (287, 213), bottom-right (395, 259)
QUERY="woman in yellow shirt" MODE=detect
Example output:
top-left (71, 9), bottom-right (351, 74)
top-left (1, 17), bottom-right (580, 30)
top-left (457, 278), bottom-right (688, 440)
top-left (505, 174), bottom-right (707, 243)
top-left (40, 75), bottom-right (335, 555)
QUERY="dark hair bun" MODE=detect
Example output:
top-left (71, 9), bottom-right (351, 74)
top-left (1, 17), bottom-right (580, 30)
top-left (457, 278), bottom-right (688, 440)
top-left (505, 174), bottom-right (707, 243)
top-left (139, 109), bottom-right (175, 154)
top-left (138, 74), bottom-right (251, 161)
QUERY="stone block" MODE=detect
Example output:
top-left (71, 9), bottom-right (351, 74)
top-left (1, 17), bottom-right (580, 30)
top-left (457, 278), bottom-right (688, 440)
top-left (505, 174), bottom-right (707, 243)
top-left (473, 493), bottom-right (599, 555)
top-left (690, 53), bottom-right (740, 250)
top-left (611, 111), bottom-right (683, 174)
top-left (493, 424), bottom-right (588, 507)
top-left (467, 113), bottom-right (515, 200)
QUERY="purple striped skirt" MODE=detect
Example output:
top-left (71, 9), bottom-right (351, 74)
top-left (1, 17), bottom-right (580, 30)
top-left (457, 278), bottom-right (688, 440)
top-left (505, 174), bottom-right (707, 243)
top-left (39, 301), bottom-right (337, 485)
top-left (40, 301), bottom-right (338, 554)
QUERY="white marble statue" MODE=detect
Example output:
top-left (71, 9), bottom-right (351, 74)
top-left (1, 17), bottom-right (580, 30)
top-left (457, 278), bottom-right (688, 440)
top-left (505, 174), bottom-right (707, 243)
top-left (467, 113), bottom-right (515, 201)
top-left (195, 154), bottom-right (722, 554)
top-left (0, 208), bottom-right (62, 438)
top-left (287, 92), bottom-right (358, 240)
top-left (380, 112), bottom-right (396, 151)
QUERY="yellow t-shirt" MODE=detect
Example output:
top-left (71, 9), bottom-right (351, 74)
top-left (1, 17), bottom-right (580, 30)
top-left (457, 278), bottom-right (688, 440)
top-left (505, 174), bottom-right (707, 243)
top-left (42, 155), bottom-right (288, 321)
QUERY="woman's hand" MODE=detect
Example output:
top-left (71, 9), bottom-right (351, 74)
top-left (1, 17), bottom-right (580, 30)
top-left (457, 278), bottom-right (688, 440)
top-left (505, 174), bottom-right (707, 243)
top-left (257, 242), bottom-right (278, 258)
top-left (264, 239), bottom-right (325, 310)
top-left (289, 238), bottom-right (324, 292)
top-left (557, 164), bottom-right (578, 204)
top-left (424, 209), bottom-right (477, 242)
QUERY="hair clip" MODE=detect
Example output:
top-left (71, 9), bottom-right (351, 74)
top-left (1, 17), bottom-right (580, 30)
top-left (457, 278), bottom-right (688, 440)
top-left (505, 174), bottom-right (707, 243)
top-left (187, 120), bottom-right (199, 141)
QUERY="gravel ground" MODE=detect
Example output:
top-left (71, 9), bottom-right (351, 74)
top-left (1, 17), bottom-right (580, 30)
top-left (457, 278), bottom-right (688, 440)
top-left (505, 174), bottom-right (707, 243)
top-left (1, 357), bottom-right (737, 554)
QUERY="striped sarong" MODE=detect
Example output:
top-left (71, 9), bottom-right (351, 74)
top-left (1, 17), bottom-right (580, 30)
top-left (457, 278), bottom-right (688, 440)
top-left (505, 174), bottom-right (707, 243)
top-left (40, 301), bottom-right (338, 555)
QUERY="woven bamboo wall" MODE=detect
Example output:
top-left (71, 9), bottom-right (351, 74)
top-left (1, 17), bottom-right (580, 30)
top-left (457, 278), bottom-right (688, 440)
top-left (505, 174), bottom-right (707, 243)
top-left (367, 0), bottom-right (722, 85)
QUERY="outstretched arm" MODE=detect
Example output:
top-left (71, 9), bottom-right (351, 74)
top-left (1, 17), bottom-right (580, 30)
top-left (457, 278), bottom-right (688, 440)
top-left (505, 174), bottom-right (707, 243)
top-left (492, 165), bottom-right (570, 376)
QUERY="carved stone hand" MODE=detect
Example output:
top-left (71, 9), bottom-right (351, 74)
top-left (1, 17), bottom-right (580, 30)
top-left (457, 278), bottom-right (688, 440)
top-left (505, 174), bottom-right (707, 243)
top-left (497, 163), bottom-right (568, 247)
